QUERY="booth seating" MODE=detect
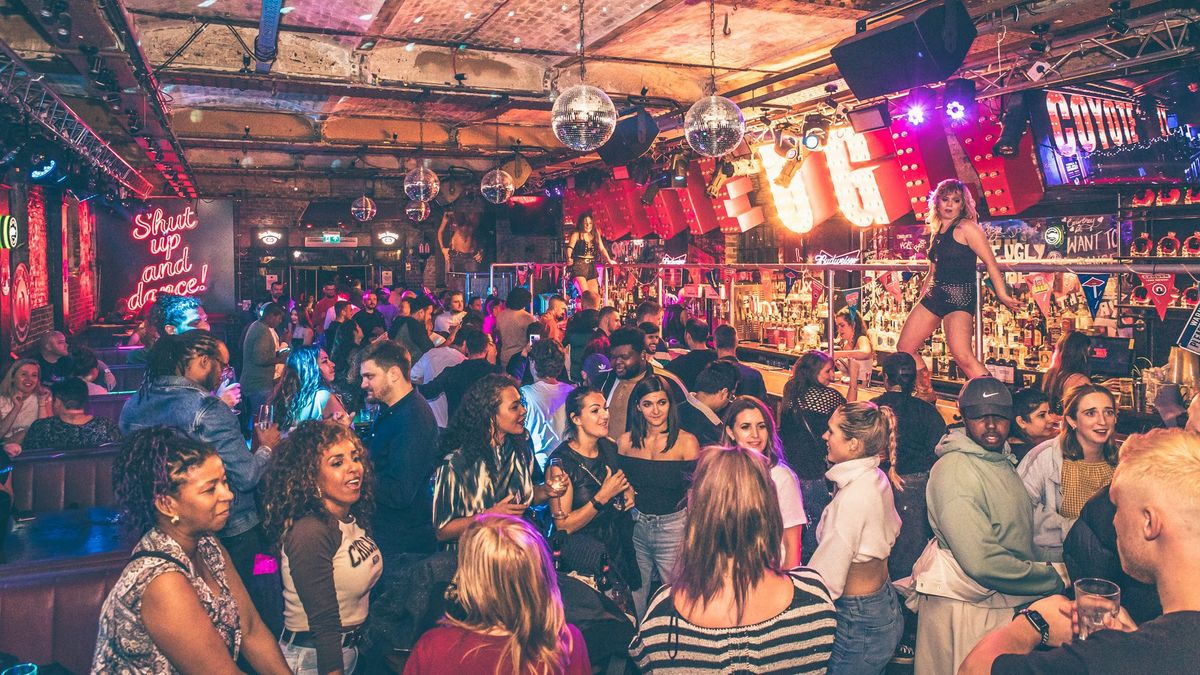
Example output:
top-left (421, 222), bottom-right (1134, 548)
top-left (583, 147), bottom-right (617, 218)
top-left (92, 346), bottom-right (144, 366)
top-left (87, 393), bottom-right (131, 428)
top-left (8, 445), bottom-right (119, 514)
top-left (105, 364), bottom-right (145, 392)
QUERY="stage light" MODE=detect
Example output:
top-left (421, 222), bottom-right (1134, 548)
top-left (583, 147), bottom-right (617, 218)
top-left (802, 114), bottom-right (830, 150)
top-left (641, 173), bottom-right (666, 205)
top-left (1106, 17), bottom-right (1129, 35)
top-left (847, 102), bottom-right (891, 133)
top-left (905, 87), bottom-right (935, 126)
top-left (705, 159), bottom-right (735, 199)
top-left (772, 126), bottom-right (798, 159)
top-left (670, 153), bottom-right (689, 187)
top-left (992, 92), bottom-right (1030, 157)
top-left (943, 78), bottom-right (976, 122)
top-left (773, 145), bottom-right (810, 189)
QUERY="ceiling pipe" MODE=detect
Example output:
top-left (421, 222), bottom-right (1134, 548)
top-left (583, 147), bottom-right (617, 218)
top-left (253, 0), bottom-right (282, 74)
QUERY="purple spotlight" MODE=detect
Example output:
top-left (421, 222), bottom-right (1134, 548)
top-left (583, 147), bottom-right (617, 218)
top-left (906, 105), bottom-right (926, 125)
top-left (945, 101), bottom-right (966, 121)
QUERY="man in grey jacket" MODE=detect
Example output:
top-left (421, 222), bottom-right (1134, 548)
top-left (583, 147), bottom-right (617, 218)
top-left (241, 302), bottom-right (289, 423)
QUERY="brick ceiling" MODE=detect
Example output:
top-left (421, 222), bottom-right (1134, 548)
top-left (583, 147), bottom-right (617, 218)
top-left (0, 0), bottom-right (1186, 198)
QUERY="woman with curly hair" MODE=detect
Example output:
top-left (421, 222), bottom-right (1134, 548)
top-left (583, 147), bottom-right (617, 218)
top-left (270, 346), bottom-right (350, 432)
top-left (92, 427), bottom-right (289, 673)
top-left (431, 373), bottom-right (565, 547)
top-left (261, 421), bottom-right (381, 674)
top-left (405, 515), bottom-right (591, 674)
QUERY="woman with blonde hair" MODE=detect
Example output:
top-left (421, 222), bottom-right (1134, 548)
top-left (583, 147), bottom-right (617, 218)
top-left (895, 179), bottom-right (1021, 396)
top-left (631, 447), bottom-right (836, 672)
top-left (813, 402), bottom-right (904, 675)
top-left (404, 514), bottom-right (591, 674)
top-left (0, 359), bottom-right (52, 452)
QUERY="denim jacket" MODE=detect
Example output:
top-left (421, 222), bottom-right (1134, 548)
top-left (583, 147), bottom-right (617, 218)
top-left (120, 376), bottom-right (270, 537)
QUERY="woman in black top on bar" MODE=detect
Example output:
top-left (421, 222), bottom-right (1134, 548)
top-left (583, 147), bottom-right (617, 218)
top-left (895, 179), bottom-right (1021, 398)
top-left (617, 375), bottom-right (699, 619)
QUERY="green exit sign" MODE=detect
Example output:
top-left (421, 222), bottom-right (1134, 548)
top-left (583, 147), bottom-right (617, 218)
top-left (322, 231), bottom-right (342, 244)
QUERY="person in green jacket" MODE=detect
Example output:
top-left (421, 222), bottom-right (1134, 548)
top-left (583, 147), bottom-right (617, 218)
top-left (913, 376), bottom-right (1065, 674)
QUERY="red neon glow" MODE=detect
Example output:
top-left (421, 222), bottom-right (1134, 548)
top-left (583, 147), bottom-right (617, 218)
top-left (26, 187), bottom-right (48, 308)
top-left (509, 196), bottom-right (543, 205)
top-left (1046, 91), bottom-right (1138, 156)
top-left (125, 205), bottom-right (210, 314)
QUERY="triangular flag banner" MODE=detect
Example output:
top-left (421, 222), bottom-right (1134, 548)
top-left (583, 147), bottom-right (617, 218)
top-left (784, 268), bottom-right (800, 294)
top-left (842, 288), bottom-right (861, 312)
top-left (811, 279), bottom-right (826, 307)
top-left (1141, 273), bottom-right (1176, 321)
top-left (515, 265), bottom-right (530, 286)
top-left (705, 268), bottom-right (721, 291)
top-left (901, 271), bottom-right (914, 283)
top-left (1076, 273), bottom-right (1110, 319)
top-left (880, 272), bottom-right (903, 301)
top-left (1027, 272), bottom-right (1054, 317)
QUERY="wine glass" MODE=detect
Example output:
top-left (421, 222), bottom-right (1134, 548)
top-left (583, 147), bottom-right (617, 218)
top-left (546, 458), bottom-right (570, 494)
top-left (256, 404), bottom-right (274, 430)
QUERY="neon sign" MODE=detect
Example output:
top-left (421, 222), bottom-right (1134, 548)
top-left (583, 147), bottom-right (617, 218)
top-left (125, 205), bottom-right (210, 313)
top-left (0, 214), bottom-right (18, 249)
top-left (1045, 91), bottom-right (1139, 157)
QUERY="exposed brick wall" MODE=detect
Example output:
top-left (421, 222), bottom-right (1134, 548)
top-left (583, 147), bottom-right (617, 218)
top-left (67, 199), bottom-right (99, 332)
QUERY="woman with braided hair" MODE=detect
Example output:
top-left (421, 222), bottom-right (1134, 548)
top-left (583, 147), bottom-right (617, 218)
top-left (262, 421), bottom-right (380, 674)
top-left (813, 402), bottom-right (904, 675)
top-left (92, 427), bottom-right (290, 673)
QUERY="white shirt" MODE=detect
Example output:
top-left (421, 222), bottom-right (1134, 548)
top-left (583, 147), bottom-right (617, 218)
top-left (809, 456), bottom-right (901, 600)
top-left (409, 345), bottom-right (466, 427)
top-left (0, 394), bottom-right (40, 442)
top-left (433, 311), bottom-right (467, 333)
top-left (771, 462), bottom-right (807, 563)
top-left (521, 380), bottom-right (575, 462)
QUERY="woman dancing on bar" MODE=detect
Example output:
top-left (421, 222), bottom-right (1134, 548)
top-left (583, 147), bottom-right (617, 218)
top-left (566, 211), bottom-right (613, 296)
top-left (896, 179), bottom-right (1020, 396)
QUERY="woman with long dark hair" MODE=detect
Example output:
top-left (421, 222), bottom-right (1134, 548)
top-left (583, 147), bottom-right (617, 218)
top-left (270, 346), bottom-right (350, 432)
top-left (778, 350), bottom-right (845, 561)
top-left (291, 309), bottom-right (314, 349)
top-left (405, 515), bottom-right (591, 674)
top-left (1042, 331), bottom-right (1092, 413)
top-left (814, 402), bottom-right (904, 674)
top-left (1018, 383), bottom-right (1119, 562)
top-left (566, 211), bottom-right (612, 296)
top-left (630, 447), bottom-right (836, 672)
top-left (833, 308), bottom-right (874, 401)
top-left (722, 396), bottom-right (806, 568)
top-left (330, 320), bottom-right (364, 385)
top-left (617, 374), bottom-right (700, 617)
top-left (261, 421), bottom-right (380, 674)
top-left (1009, 387), bottom-right (1059, 461)
top-left (661, 303), bottom-right (690, 349)
top-left (432, 374), bottom-right (564, 546)
top-left (92, 427), bottom-right (290, 673)
top-left (895, 179), bottom-right (1021, 396)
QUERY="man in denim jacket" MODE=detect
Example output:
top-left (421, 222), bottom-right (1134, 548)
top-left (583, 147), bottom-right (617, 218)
top-left (120, 330), bottom-right (280, 620)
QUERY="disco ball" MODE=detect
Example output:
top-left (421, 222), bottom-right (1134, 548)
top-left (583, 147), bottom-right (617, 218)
top-left (350, 195), bottom-right (377, 222)
top-left (685, 95), bottom-right (745, 157)
top-left (551, 84), bottom-right (617, 152)
top-left (405, 200), bottom-right (430, 222)
top-left (481, 168), bottom-right (515, 205)
top-left (403, 166), bottom-right (440, 202)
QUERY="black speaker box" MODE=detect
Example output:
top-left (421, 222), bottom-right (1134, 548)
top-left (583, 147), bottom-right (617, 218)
top-left (831, 0), bottom-right (977, 100)
top-left (598, 106), bottom-right (659, 166)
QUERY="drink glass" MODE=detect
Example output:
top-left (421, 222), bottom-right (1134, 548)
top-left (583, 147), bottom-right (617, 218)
top-left (256, 404), bottom-right (274, 430)
top-left (546, 458), bottom-right (570, 494)
top-left (2, 665), bottom-right (38, 675)
top-left (1074, 577), bottom-right (1121, 640)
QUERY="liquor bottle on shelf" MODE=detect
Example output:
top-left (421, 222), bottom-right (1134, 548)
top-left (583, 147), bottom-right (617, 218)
top-left (986, 353), bottom-right (999, 380)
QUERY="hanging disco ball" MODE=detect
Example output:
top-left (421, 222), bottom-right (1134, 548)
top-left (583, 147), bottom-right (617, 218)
top-left (405, 200), bottom-right (430, 222)
top-left (685, 95), bottom-right (746, 157)
top-left (350, 195), bottom-right (377, 222)
top-left (551, 84), bottom-right (617, 152)
top-left (403, 166), bottom-right (440, 202)
top-left (481, 168), bottom-right (515, 204)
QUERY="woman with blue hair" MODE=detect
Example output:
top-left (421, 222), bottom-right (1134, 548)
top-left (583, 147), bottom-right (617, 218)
top-left (270, 346), bottom-right (350, 432)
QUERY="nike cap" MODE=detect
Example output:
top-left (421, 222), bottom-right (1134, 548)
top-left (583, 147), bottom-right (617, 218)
top-left (959, 376), bottom-right (1013, 419)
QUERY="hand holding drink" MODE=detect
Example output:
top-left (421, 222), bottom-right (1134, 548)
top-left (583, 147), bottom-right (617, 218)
top-left (1074, 578), bottom-right (1122, 640)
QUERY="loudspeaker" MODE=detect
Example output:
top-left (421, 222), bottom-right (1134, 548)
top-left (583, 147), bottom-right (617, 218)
top-left (831, 0), bottom-right (976, 100)
top-left (598, 106), bottom-right (658, 167)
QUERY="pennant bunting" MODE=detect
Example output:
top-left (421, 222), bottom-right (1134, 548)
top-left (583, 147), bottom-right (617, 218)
top-left (515, 265), bottom-right (530, 286)
top-left (1140, 273), bottom-right (1176, 321)
top-left (811, 279), bottom-right (826, 307)
top-left (1027, 272), bottom-right (1054, 317)
top-left (705, 268), bottom-right (721, 291)
top-left (879, 272), bottom-right (903, 301)
top-left (783, 268), bottom-right (800, 295)
top-left (1076, 273), bottom-right (1110, 319)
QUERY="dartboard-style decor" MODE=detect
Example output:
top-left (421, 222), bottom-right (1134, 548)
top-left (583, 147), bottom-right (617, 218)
top-left (12, 262), bottom-right (31, 344)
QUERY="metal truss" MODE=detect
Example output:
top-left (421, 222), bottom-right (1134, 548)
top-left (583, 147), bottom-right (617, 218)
top-left (964, 10), bottom-right (1199, 100)
top-left (0, 41), bottom-right (152, 198)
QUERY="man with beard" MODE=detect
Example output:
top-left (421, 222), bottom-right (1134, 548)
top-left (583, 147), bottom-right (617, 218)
top-left (599, 327), bottom-right (709, 442)
top-left (359, 340), bottom-right (439, 558)
top-left (120, 330), bottom-right (279, 611)
top-left (911, 377), bottom-right (1065, 674)
top-left (963, 428), bottom-right (1200, 674)
top-left (353, 289), bottom-right (388, 340)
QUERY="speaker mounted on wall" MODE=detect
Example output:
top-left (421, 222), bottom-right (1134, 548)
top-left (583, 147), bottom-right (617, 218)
top-left (830, 0), bottom-right (977, 101)
top-left (598, 106), bottom-right (659, 167)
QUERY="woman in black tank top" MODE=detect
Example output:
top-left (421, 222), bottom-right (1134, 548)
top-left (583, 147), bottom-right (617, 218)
top-left (895, 179), bottom-right (1021, 394)
top-left (566, 211), bottom-right (613, 296)
top-left (617, 374), bottom-right (700, 618)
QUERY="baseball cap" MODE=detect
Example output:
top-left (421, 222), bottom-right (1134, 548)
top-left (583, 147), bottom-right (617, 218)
top-left (582, 353), bottom-right (612, 385)
top-left (958, 376), bottom-right (1013, 419)
top-left (882, 352), bottom-right (917, 381)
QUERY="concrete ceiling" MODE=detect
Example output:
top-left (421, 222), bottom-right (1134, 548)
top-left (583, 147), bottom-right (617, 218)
top-left (0, 0), bottom-right (1192, 198)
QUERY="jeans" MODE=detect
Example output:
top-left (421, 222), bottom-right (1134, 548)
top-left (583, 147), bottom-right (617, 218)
top-left (889, 471), bottom-right (932, 581)
top-left (279, 639), bottom-right (358, 674)
top-left (630, 508), bottom-right (687, 621)
top-left (829, 582), bottom-right (905, 675)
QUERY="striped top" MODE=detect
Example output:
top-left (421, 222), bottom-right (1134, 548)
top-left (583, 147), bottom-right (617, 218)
top-left (629, 568), bottom-right (836, 674)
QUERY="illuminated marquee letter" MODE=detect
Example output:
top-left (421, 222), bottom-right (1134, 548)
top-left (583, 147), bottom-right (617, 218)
top-left (1045, 92), bottom-right (1078, 157)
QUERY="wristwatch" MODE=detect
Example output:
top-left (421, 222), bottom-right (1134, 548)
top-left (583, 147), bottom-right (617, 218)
top-left (1018, 608), bottom-right (1050, 646)
top-left (589, 497), bottom-right (607, 511)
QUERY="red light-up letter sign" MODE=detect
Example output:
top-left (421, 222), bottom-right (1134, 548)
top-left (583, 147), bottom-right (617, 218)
top-left (125, 205), bottom-right (209, 313)
top-left (1045, 91), bottom-right (1138, 157)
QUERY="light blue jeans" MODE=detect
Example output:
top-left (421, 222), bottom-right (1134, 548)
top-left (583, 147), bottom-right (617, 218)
top-left (630, 507), bottom-right (688, 621)
top-left (829, 582), bottom-right (904, 675)
top-left (279, 639), bottom-right (358, 674)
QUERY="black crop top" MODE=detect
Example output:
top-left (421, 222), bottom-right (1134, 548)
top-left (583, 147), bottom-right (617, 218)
top-left (930, 219), bottom-right (977, 284)
top-left (619, 455), bottom-right (696, 515)
top-left (572, 236), bottom-right (597, 261)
